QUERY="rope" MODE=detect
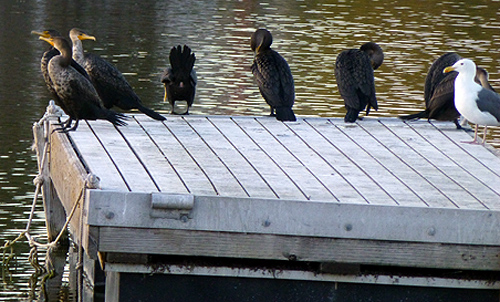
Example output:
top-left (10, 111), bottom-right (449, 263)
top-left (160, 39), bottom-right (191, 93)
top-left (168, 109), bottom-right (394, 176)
top-left (1, 101), bottom-right (100, 283)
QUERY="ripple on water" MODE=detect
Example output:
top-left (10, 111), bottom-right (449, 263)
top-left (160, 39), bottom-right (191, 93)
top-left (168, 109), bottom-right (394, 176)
top-left (2, 0), bottom-right (500, 298)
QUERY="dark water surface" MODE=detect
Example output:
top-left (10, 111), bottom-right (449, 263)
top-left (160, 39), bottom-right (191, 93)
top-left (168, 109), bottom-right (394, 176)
top-left (1, 0), bottom-right (500, 300)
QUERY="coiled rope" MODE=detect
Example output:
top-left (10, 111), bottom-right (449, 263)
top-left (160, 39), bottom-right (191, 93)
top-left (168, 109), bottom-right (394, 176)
top-left (1, 101), bottom-right (99, 275)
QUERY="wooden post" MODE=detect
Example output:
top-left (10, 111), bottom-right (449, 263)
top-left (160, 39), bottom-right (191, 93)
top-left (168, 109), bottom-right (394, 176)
top-left (43, 243), bottom-right (70, 300)
top-left (82, 252), bottom-right (98, 302)
top-left (105, 271), bottom-right (120, 302)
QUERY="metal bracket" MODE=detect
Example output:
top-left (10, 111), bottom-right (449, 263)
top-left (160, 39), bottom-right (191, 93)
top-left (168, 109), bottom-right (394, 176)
top-left (150, 193), bottom-right (194, 220)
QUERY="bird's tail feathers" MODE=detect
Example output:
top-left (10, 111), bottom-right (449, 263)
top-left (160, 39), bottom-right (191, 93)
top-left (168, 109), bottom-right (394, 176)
top-left (344, 109), bottom-right (360, 123)
top-left (169, 45), bottom-right (196, 78)
top-left (105, 110), bottom-right (128, 126)
top-left (136, 103), bottom-right (166, 121)
top-left (398, 111), bottom-right (428, 121)
top-left (275, 107), bottom-right (296, 122)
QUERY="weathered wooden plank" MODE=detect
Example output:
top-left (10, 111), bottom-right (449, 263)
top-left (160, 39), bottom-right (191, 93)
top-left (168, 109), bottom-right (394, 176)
top-left (304, 119), bottom-right (412, 206)
top-left (105, 271), bottom-right (120, 302)
top-left (186, 116), bottom-right (277, 199)
top-left (233, 117), bottom-right (336, 201)
top-left (68, 121), bottom-right (129, 191)
top-left (371, 120), bottom-right (482, 208)
top-left (338, 120), bottom-right (462, 208)
top-left (97, 226), bottom-right (500, 271)
top-left (386, 121), bottom-right (500, 209)
top-left (420, 121), bottom-right (500, 171)
top-left (116, 116), bottom-right (189, 195)
top-left (258, 118), bottom-right (362, 203)
top-left (418, 121), bottom-right (500, 172)
top-left (412, 121), bottom-right (500, 209)
top-left (48, 123), bottom-right (88, 246)
top-left (432, 121), bottom-right (500, 159)
top-left (137, 117), bottom-right (217, 196)
top-left (33, 119), bottom-right (67, 241)
top-left (165, 117), bottom-right (248, 197)
top-left (85, 190), bottom-right (500, 246)
top-left (86, 120), bottom-right (159, 192)
top-left (209, 117), bottom-right (305, 200)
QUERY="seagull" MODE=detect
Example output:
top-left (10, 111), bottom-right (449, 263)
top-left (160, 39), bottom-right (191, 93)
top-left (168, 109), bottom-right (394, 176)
top-left (444, 58), bottom-right (500, 145)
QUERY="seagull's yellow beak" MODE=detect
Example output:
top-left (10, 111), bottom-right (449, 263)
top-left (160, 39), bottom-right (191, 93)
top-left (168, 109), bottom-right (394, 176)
top-left (443, 66), bottom-right (455, 73)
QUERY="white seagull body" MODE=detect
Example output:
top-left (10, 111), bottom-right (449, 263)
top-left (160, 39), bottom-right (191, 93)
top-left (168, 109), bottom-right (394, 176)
top-left (444, 59), bottom-right (500, 144)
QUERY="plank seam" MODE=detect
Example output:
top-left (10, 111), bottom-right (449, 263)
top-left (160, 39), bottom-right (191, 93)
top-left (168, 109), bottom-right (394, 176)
top-left (85, 121), bottom-right (131, 192)
top-left (206, 117), bottom-right (279, 199)
top-left (428, 122), bottom-right (500, 184)
top-left (372, 121), bottom-right (466, 208)
top-left (429, 122), bottom-right (500, 178)
top-left (320, 120), bottom-right (401, 205)
top-left (390, 122), bottom-right (482, 207)
top-left (183, 117), bottom-right (250, 197)
top-left (165, 118), bottom-right (219, 195)
top-left (407, 122), bottom-right (500, 204)
top-left (115, 118), bottom-right (161, 192)
top-left (295, 119), bottom-right (370, 203)
top-left (355, 121), bottom-right (445, 207)
top-left (65, 131), bottom-right (91, 175)
top-left (231, 117), bottom-right (310, 200)
top-left (134, 117), bottom-right (191, 194)
top-left (354, 121), bottom-right (448, 207)
top-left (256, 119), bottom-right (340, 202)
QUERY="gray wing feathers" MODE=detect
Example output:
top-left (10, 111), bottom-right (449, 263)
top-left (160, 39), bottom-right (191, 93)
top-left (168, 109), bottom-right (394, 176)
top-left (477, 88), bottom-right (500, 122)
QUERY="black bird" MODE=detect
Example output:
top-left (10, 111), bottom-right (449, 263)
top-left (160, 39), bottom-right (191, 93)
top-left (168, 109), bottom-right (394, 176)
top-left (400, 52), bottom-right (462, 128)
top-left (475, 66), bottom-right (496, 93)
top-left (335, 42), bottom-right (384, 123)
top-left (161, 45), bottom-right (197, 115)
top-left (69, 28), bottom-right (166, 121)
top-left (32, 29), bottom-right (90, 114)
top-left (251, 29), bottom-right (296, 122)
top-left (39, 35), bottom-right (127, 131)
top-left (399, 52), bottom-right (495, 129)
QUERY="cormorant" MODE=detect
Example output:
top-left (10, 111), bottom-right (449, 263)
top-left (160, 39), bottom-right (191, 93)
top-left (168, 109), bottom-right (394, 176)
top-left (160, 45), bottom-right (197, 115)
top-left (400, 53), bottom-right (462, 127)
top-left (335, 42), bottom-right (384, 123)
top-left (399, 53), bottom-right (495, 129)
top-left (31, 29), bottom-right (90, 114)
top-left (69, 28), bottom-right (165, 121)
top-left (444, 59), bottom-right (500, 145)
top-left (475, 67), bottom-right (496, 93)
top-left (39, 35), bottom-right (127, 131)
top-left (251, 29), bottom-right (296, 122)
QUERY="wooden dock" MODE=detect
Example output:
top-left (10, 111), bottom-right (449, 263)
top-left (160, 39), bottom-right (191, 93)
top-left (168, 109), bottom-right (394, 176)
top-left (34, 112), bottom-right (500, 301)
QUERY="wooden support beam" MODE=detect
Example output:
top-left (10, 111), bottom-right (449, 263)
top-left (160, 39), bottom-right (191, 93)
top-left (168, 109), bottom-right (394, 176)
top-left (33, 119), bottom-right (67, 241)
top-left (97, 227), bottom-right (500, 271)
top-left (48, 122), bottom-right (88, 246)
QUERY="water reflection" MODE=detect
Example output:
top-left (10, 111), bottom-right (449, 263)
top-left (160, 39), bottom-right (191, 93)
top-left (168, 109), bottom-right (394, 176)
top-left (1, 0), bottom-right (500, 299)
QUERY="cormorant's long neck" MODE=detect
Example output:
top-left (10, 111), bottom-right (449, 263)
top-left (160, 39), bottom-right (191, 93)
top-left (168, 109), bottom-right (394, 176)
top-left (71, 38), bottom-right (85, 65)
top-left (56, 44), bottom-right (73, 67)
top-left (476, 71), bottom-right (495, 91)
